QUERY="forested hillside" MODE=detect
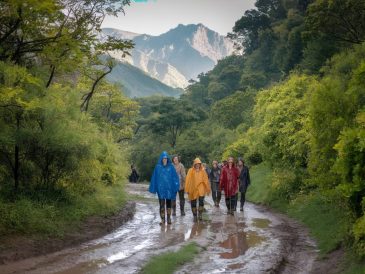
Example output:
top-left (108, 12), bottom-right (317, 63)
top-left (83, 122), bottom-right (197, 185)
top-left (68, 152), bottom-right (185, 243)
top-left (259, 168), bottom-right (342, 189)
top-left (0, 0), bottom-right (139, 235)
top-left (1, 0), bottom-right (365, 271)
top-left (131, 0), bottom-right (365, 269)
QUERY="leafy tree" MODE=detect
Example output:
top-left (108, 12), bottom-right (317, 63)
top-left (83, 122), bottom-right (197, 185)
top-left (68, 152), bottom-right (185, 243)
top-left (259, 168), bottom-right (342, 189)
top-left (89, 82), bottom-right (140, 142)
top-left (307, 44), bottom-right (365, 187)
top-left (211, 90), bottom-right (255, 129)
top-left (306, 0), bottom-right (365, 44)
top-left (230, 9), bottom-right (271, 53)
top-left (146, 98), bottom-right (205, 148)
top-left (253, 74), bottom-right (316, 168)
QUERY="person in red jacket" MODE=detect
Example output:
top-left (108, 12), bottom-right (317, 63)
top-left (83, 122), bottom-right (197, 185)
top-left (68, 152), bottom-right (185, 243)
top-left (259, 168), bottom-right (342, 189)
top-left (219, 156), bottom-right (239, 215)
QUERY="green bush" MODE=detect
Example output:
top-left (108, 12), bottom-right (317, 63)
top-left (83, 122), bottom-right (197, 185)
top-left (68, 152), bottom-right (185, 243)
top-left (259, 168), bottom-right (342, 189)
top-left (0, 182), bottom-right (127, 237)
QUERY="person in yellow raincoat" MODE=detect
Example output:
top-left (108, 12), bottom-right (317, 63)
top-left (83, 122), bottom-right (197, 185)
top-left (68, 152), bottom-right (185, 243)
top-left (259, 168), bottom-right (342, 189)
top-left (185, 158), bottom-right (211, 222)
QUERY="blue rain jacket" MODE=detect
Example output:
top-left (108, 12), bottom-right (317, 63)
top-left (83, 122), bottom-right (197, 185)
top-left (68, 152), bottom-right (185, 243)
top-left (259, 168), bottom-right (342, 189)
top-left (149, 151), bottom-right (179, 199)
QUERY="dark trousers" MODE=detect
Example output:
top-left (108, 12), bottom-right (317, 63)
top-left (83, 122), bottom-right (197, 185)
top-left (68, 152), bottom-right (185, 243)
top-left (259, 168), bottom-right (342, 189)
top-left (191, 196), bottom-right (204, 219)
top-left (172, 190), bottom-right (185, 212)
top-left (240, 190), bottom-right (247, 207)
top-left (225, 195), bottom-right (236, 212)
top-left (211, 182), bottom-right (221, 205)
top-left (159, 199), bottom-right (171, 221)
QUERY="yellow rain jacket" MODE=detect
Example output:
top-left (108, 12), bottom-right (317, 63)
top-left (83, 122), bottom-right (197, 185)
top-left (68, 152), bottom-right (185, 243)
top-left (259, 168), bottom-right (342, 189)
top-left (185, 158), bottom-right (210, 200)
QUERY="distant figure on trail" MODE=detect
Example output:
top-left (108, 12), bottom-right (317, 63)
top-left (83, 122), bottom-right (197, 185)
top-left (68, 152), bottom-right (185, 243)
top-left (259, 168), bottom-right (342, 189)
top-left (185, 158), bottom-right (211, 222)
top-left (149, 151), bottom-right (179, 225)
top-left (209, 160), bottom-right (221, 207)
top-left (220, 156), bottom-right (239, 215)
top-left (172, 155), bottom-right (186, 216)
top-left (129, 165), bottom-right (139, 183)
top-left (202, 163), bottom-right (210, 176)
top-left (237, 158), bottom-right (251, 211)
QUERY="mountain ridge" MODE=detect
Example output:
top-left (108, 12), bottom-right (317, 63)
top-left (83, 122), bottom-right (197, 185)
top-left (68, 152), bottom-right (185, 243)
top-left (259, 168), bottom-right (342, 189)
top-left (103, 23), bottom-right (234, 90)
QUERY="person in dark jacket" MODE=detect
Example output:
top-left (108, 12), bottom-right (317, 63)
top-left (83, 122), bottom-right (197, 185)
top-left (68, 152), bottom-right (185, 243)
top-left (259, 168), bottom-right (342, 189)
top-left (209, 160), bottom-right (221, 207)
top-left (237, 158), bottom-right (251, 211)
top-left (149, 151), bottom-right (180, 225)
top-left (129, 165), bottom-right (139, 183)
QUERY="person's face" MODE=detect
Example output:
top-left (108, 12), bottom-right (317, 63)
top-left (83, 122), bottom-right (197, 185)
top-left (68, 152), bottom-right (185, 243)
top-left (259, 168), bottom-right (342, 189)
top-left (173, 157), bottom-right (179, 164)
top-left (162, 158), bottom-right (168, 166)
top-left (228, 158), bottom-right (234, 167)
top-left (194, 163), bottom-right (201, 170)
top-left (238, 160), bottom-right (243, 166)
top-left (213, 161), bottom-right (218, 168)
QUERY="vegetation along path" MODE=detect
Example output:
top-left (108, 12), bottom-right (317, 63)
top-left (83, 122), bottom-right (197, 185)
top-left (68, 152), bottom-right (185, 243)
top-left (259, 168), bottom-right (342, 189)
top-left (0, 184), bottom-right (320, 274)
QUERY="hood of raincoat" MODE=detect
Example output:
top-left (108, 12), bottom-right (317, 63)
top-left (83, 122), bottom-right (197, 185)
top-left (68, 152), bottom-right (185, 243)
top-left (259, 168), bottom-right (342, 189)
top-left (157, 151), bottom-right (171, 166)
top-left (149, 151), bottom-right (179, 199)
top-left (193, 158), bottom-right (202, 166)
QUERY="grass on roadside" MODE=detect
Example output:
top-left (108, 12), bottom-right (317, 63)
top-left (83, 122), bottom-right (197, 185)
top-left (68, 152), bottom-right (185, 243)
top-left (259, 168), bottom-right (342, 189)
top-left (246, 162), bottom-right (272, 204)
top-left (247, 163), bottom-right (351, 254)
top-left (343, 262), bottom-right (365, 274)
top-left (288, 192), bottom-right (353, 255)
top-left (141, 242), bottom-right (199, 274)
top-left (0, 182), bottom-right (127, 237)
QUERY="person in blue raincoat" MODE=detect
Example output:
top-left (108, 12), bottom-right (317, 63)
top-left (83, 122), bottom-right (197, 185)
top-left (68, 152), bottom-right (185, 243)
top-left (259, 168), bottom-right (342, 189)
top-left (149, 151), bottom-right (180, 225)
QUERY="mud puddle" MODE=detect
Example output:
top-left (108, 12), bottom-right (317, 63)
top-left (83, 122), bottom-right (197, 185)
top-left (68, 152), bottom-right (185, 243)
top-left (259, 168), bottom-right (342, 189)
top-left (0, 183), bottom-right (318, 274)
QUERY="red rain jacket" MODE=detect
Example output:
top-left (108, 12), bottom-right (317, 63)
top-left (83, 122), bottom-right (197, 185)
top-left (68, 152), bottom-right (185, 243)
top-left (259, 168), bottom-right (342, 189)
top-left (219, 165), bottom-right (239, 197)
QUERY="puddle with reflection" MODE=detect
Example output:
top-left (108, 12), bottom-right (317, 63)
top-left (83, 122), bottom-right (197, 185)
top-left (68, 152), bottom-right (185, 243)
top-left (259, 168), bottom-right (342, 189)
top-left (219, 231), bottom-right (264, 259)
top-left (252, 218), bottom-right (271, 229)
top-left (185, 223), bottom-right (206, 240)
top-left (55, 259), bottom-right (107, 274)
top-left (228, 263), bottom-right (245, 270)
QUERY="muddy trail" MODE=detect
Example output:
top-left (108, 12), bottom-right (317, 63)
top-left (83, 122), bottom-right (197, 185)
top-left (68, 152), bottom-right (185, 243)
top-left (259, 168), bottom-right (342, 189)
top-left (0, 184), bottom-right (318, 274)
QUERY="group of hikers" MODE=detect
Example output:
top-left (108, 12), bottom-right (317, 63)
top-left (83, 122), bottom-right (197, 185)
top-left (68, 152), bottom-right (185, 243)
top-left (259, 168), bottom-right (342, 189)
top-left (149, 151), bottom-right (251, 225)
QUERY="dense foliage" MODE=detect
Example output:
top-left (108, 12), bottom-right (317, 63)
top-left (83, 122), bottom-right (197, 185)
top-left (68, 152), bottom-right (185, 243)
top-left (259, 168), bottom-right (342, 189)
top-left (130, 0), bottom-right (365, 261)
top-left (0, 0), bottom-right (139, 235)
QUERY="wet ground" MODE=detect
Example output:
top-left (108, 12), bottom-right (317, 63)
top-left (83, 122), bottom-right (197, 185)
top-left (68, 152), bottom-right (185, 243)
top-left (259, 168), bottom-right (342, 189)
top-left (0, 184), bottom-right (318, 274)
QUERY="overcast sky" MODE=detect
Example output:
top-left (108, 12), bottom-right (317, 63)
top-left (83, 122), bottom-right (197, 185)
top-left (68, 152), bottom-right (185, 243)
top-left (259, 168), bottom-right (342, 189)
top-left (102, 0), bottom-right (256, 36)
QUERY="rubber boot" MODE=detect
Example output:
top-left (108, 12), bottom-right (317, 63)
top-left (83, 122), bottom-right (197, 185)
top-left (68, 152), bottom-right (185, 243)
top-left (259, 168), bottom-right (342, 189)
top-left (160, 207), bottom-right (165, 225)
top-left (192, 207), bottom-right (198, 222)
top-left (198, 206), bottom-right (204, 221)
top-left (172, 200), bottom-right (176, 216)
top-left (167, 208), bottom-right (172, 224)
top-left (180, 199), bottom-right (185, 216)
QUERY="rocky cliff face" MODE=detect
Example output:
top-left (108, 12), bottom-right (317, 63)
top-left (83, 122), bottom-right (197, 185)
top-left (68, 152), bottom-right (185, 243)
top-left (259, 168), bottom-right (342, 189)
top-left (102, 24), bottom-right (234, 89)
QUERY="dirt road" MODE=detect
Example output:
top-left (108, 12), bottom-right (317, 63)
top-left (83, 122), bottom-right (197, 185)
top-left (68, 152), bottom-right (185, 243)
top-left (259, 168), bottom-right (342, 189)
top-left (0, 184), bottom-right (318, 274)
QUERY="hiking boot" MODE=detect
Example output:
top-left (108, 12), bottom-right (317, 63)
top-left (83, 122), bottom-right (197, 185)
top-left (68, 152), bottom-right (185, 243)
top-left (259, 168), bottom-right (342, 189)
top-left (198, 206), bottom-right (204, 221)
top-left (172, 200), bottom-right (177, 216)
top-left (240, 207), bottom-right (243, 212)
top-left (160, 208), bottom-right (165, 225)
top-left (192, 207), bottom-right (198, 222)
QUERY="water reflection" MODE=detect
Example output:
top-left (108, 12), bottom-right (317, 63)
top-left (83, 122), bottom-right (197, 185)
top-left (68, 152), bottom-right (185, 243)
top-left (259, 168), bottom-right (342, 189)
top-left (189, 223), bottom-right (205, 239)
top-left (252, 218), bottom-right (271, 229)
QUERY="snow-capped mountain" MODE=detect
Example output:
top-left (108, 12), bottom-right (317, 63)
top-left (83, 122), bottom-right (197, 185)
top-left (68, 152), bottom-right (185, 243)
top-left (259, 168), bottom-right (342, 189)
top-left (102, 24), bottom-right (234, 89)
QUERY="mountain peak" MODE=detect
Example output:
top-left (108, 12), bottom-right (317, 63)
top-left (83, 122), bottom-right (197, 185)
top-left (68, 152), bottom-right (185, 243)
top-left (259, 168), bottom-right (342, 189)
top-left (173, 23), bottom-right (208, 32)
top-left (101, 24), bottom-right (234, 91)
top-left (101, 28), bottom-right (141, 40)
